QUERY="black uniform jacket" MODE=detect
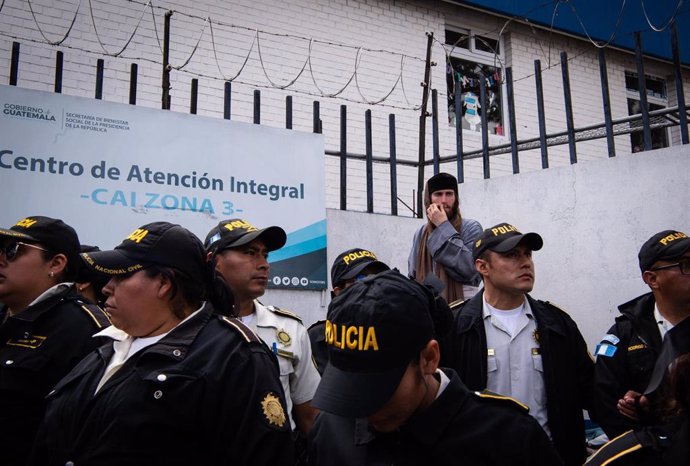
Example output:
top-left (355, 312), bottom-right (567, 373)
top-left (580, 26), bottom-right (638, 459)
top-left (585, 418), bottom-right (689, 466)
top-left (307, 368), bottom-right (563, 466)
top-left (594, 292), bottom-right (662, 438)
top-left (29, 304), bottom-right (294, 466)
top-left (446, 291), bottom-right (594, 466)
top-left (0, 285), bottom-right (110, 466)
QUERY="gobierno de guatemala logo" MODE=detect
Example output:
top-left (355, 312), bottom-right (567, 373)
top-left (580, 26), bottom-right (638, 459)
top-left (3, 101), bottom-right (56, 122)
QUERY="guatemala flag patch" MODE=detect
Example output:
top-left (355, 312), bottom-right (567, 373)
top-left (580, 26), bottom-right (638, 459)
top-left (595, 343), bottom-right (617, 357)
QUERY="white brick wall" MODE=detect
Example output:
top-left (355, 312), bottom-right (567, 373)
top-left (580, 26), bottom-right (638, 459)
top-left (1, 0), bottom-right (688, 215)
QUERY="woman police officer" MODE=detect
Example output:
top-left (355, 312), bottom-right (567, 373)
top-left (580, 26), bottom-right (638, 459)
top-left (0, 216), bottom-right (110, 465)
top-left (29, 221), bottom-right (293, 465)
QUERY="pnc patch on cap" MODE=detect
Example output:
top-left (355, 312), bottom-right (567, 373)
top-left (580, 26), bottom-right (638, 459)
top-left (15, 218), bottom-right (39, 229)
top-left (223, 219), bottom-right (258, 233)
top-left (325, 320), bottom-right (379, 351)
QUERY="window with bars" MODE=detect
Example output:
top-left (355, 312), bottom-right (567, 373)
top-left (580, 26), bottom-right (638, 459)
top-left (445, 28), bottom-right (504, 135)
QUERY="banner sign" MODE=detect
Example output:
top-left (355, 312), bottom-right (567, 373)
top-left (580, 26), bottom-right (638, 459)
top-left (0, 85), bottom-right (327, 289)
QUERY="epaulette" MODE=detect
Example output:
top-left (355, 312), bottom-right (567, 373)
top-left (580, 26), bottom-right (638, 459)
top-left (448, 298), bottom-right (468, 310)
top-left (474, 390), bottom-right (530, 413)
top-left (77, 301), bottom-right (111, 328)
top-left (266, 305), bottom-right (303, 323)
top-left (584, 431), bottom-right (642, 466)
top-left (220, 316), bottom-right (261, 343)
top-left (65, 294), bottom-right (111, 329)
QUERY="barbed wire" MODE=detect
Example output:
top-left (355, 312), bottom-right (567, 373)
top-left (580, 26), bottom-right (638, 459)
top-left (88, 0), bottom-right (151, 57)
top-left (2, 0), bottom-right (686, 108)
top-left (0, 29), bottom-right (423, 112)
top-left (9, 0), bottom-right (424, 108)
top-left (256, 31), bottom-right (310, 89)
top-left (640, 0), bottom-right (684, 32)
top-left (26, 0), bottom-right (81, 46)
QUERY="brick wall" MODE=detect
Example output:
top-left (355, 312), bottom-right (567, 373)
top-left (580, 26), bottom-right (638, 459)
top-left (1, 0), bottom-right (687, 215)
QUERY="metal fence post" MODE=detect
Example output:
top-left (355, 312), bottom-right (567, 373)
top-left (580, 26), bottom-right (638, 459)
top-left (365, 110), bottom-right (374, 213)
top-left (598, 49), bottom-right (616, 157)
top-left (389, 114), bottom-right (398, 216)
top-left (561, 52), bottom-right (577, 163)
top-left (534, 59), bottom-right (549, 168)
top-left (506, 67), bottom-right (519, 173)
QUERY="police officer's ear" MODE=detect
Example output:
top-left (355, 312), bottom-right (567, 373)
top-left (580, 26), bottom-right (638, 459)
top-left (205, 251), bottom-right (213, 263)
top-left (475, 256), bottom-right (490, 276)
top-left (642, 270), bottom-right (660, 290)
top-left (47, 253), bottom-right (68, 280)
top-left (419, 340), bottom-right (440, 375)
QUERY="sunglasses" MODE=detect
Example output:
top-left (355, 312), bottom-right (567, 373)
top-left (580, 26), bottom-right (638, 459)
top-left (0, 242), bottom-right (49, 262)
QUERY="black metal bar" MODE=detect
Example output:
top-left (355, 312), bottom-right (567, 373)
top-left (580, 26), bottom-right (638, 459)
top-left (54, 51), bottom-right (63, 93)
top-left (454, 81), bottom-right (464, 182)
top-left (162, 11), bottom-right (172, 110)
top-left (223, 81), bottom-right (232, 120)
top-left (365, 110), bottom-right (374, 214)
top-left (389, 114), bottom-right (398, 216)
top-left (506, 67), bottom-right (519, 173)
top-left (635, 32), bottom-right (652, 151)
top-left (313, 101), bottom-right (321, 133)
top-left (339, 105), bottom-right (347, 211)
top-left (417, 32), bottom-right (434, 218)
top-left (671, 22), bottom-right (688, 144)
top-left (253, 90), bottom-right (260, 124)
top-left (598, 48), bottom-right (615, 157)
top-left (286, 96), bottom-right (293, 129)
top-left (561, 52), bottom-right (577, 163)
top-left (535, 59), bottom-right (549, 168)
top-left (190, 79), bottom-right (198, 114)
top-left (325, 148), bottom-right (417, 167)
top-left (9, 42), bottom-right (19, 85)
top-left (161, 11), bottom-right (172, 110)
top-left (480, 74), bottom-right (489, 179)
top-left (95, 59), bottom-right (104, 100)
top-left (129, 63), bottom-right (137, 104)
top-left (432, 89), bottom-right (440, 175)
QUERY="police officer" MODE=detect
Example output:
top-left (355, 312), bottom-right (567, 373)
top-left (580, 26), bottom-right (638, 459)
top-left (29, 221), bottom-right (293, 465)
top-left (0, 216), bottom-right (110, 465)
top-left (308, 270), bottom-right (562, 465)
top-left (308, 247), bottom-right (390, 375)
top-left (408, 172), bottom-right (483, 302)
top-left (446, 222), bottom-right (594, 466)
top-left (205, 218), bottom-right (320, 434)
top-left (586, 315), bottom-right (690, 466)
top-left (594, 230), bottom-right (690, 438)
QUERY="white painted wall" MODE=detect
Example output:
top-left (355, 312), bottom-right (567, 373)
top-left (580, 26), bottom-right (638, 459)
top-left (267, 145), bottom-right (690, 351)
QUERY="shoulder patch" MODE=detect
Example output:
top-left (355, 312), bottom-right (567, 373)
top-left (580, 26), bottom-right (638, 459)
top-left (220, 316), bottom-right (261, 343)
top-left (595, 343), bottom-right (618, 358)
top-left (259, 391), bottom-right (288, 430)
top-left (266, 305), bottom-right (303, 323)
top-left (78, 303), bottom-right (112, 328)
top-left (584, 431), bottom-right (642, 466)
top-left (474, 390), bottom-right (529, 413)
top-left (601, 334), bottom-right (620, 345)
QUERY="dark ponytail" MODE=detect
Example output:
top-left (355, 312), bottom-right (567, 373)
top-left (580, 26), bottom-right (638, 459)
top-left (204, 258), bottom-right (236, 317)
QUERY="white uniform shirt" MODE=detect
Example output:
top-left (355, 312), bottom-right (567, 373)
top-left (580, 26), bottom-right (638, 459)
top-left (483, 297), bottom-right (550, 437)
top-left (247, 300), bottom-right (321, 430)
